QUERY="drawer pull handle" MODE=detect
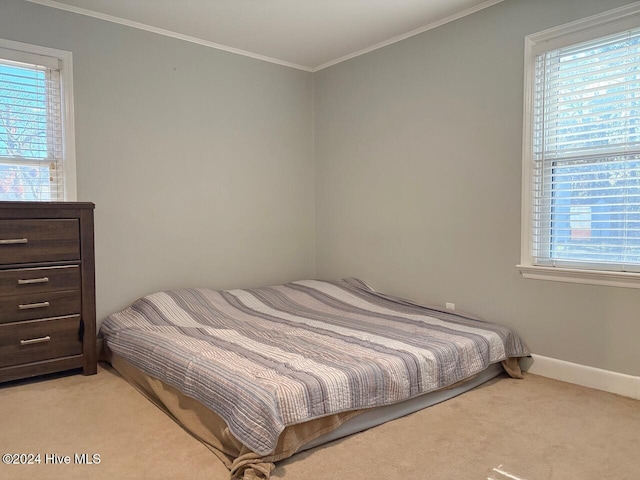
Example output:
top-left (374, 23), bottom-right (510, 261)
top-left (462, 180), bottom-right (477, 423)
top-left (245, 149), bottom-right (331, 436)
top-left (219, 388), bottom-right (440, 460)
top-left (18, 301), bottom-right (50, 310)
top-left (18, 277), bottom-right (49, 285)
top-left (20, 336), bottom-right (51, 346)
top-left (0, 238), bottom-right (28, 245)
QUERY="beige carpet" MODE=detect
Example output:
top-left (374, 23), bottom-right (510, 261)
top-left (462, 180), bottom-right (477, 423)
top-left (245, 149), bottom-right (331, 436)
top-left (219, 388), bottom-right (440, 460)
top-left (0, 364), bottom-right (638, 480)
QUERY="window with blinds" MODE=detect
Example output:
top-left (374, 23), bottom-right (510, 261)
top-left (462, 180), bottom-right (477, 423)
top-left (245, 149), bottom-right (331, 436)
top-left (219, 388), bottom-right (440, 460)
top-left (528, 18), bottom-right (640, 274)
top-left (0, 41), bottom-right (73, 202)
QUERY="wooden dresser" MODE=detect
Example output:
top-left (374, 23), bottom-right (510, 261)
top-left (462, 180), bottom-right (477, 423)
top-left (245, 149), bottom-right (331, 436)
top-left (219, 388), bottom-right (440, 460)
top-left (0, 202), bottom-right (96, 383)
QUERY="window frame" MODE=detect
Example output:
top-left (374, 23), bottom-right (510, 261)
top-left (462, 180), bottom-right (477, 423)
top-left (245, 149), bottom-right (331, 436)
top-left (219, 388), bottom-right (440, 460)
top-left (0, 38), bottom-right (76, 201)
top-left (518, 2), bottom-right (640, 289)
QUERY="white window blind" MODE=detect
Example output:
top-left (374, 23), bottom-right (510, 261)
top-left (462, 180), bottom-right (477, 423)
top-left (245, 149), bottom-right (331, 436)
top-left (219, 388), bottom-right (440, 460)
top-left (531, 28), bottom-right (640, 273)
top-left (0, 45), bottom-right (66, 201)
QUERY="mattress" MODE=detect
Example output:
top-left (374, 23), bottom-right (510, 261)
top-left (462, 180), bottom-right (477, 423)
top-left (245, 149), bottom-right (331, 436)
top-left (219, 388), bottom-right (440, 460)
top-left (107, 352), bottom-right (508, 480)
top-left (301, 361), bottom-right (505, 452)
top-left (100, 278), bottom-right (529, 479)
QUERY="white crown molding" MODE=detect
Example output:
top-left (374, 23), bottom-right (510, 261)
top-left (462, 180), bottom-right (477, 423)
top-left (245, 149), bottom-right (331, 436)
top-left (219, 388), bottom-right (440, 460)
top-left (22, 0), bottom-right (504, 72)
top-left (22, 0), bottom-right (314, 72)
top-left (523, 354), bottom-right (640, 400)
top-left (313, 0), bottom-right (505, 71)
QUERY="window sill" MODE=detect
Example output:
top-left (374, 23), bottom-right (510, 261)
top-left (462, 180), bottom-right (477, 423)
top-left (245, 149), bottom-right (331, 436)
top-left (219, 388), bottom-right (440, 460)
top-left (516, 265), bottom-right (640, 289)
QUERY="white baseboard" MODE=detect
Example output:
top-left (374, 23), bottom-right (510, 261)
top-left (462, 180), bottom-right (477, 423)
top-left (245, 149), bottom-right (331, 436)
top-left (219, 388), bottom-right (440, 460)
top-left (522, 354), bottom-right (640, 400)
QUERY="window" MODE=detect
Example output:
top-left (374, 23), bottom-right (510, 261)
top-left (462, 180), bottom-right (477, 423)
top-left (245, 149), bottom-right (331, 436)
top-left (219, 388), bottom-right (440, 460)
top-left (0, 39), bottom-right (75, 201)
top-left (519, 4), bottom-right (640, 288)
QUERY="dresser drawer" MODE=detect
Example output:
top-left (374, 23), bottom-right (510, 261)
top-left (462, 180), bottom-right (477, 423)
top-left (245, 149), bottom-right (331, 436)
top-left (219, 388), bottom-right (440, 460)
top-left (0, 316), bottom-right (83, 368)
top-left (0, 219), bottom-right (80, 265)
top-left (0, 290), bottom-right (81, 324)
top-left (0, 266), bottom-right (80, 297)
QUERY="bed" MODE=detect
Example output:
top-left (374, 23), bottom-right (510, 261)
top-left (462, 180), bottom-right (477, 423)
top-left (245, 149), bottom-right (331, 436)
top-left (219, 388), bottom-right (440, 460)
top-left (100, 278), bottom-right (529, 479)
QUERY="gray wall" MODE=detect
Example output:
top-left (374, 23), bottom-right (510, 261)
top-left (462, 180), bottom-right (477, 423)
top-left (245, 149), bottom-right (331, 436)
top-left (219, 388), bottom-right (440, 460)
top-left (314, 0), bottom-right (640, 376)
top-left (2, 0), bottom-right (638, 376)
top-left (0, 0), bottom-right (315, 325)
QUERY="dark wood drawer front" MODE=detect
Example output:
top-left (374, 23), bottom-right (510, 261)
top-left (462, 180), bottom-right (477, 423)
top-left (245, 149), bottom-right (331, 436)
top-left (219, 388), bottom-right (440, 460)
top-left (0, 266), bottom-right (80, 297)
top-left (0, 219), bottom-right (80, 265)
top-left (0, 316), bottom-right (82, 368)
top-left (0, 290), bottom-right (80, 324)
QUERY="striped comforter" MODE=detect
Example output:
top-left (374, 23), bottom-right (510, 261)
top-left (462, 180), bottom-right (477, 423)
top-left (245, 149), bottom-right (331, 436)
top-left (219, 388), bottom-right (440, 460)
top-left (100, 278), bottom-right (528, 455)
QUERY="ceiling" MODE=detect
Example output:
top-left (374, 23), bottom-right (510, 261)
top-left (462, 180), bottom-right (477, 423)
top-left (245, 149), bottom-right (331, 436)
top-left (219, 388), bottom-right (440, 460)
top-left (27, 0), bottom-right (502, 71)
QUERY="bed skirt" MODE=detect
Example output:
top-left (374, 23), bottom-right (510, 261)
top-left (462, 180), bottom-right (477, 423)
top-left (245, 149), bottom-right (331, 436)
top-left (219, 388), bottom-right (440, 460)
top-left (104, 349), bottom-right (522, 479)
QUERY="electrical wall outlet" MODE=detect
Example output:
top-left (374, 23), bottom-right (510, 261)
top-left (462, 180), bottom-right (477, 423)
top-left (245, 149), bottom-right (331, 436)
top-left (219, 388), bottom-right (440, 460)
top-left (445, 302), bottom-right (455, 310)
